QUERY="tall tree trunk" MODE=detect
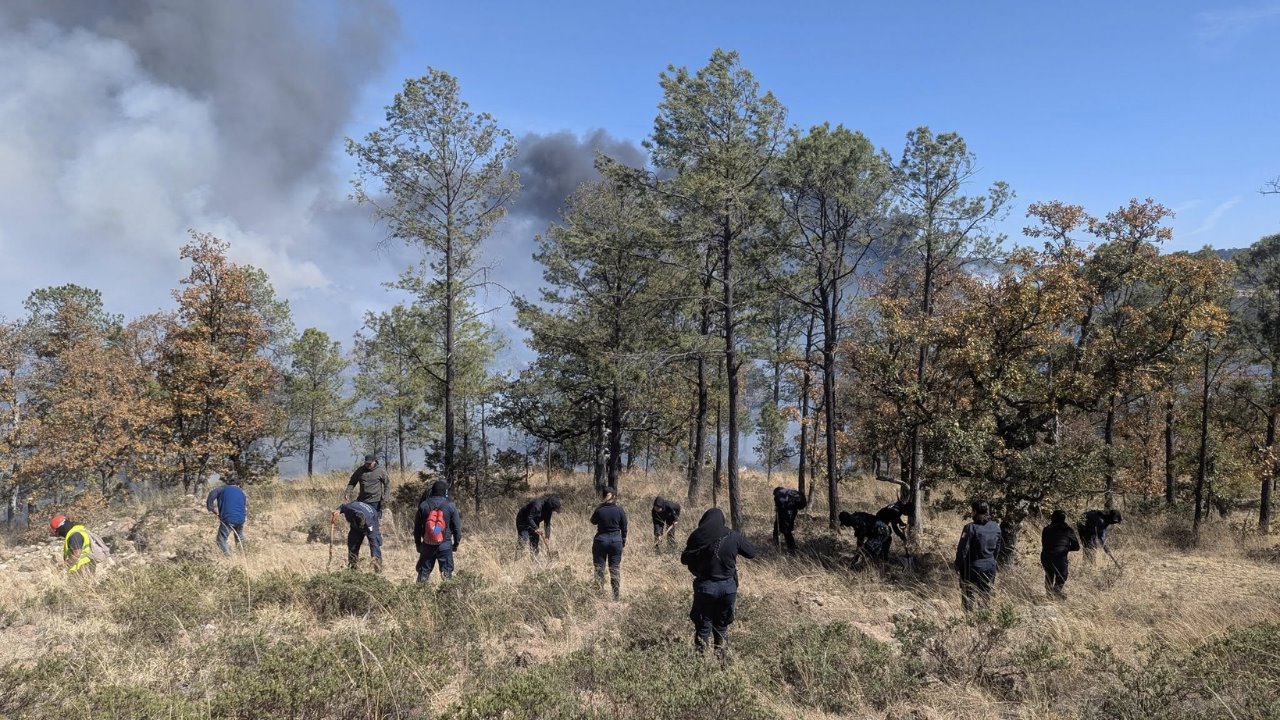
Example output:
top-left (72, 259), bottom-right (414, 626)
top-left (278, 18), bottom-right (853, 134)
top-left (306, 410), bottom-right (316, 477)
top-left (444, 229), bottom-right (456, 486)
top-left (1164, 399), bottom-right (1176, 505)
top-left (823, 299), bottom-right (839, 529)
top-left (608, 385), bottom-right (623, 490)
top-left (689, 300), bottom-right (710, 504)
top-left (478, 402), bottom-right (488, 515)
top-left (797, 312), bottom-right (815, 498)
top-left (714, 388), bottom-right (723, 509)
top-left (1262, 412), bottom-right (1276, 534)
top-left (909, 251), bottom-right (934, 532)
top-left (397, 406), bottom-right (406, 472)
top-left (1104, 394), bottom-right (1117, 509)
top-left (723, 224), bottom-right (744, 530)
top-left (593, 403), bottom-right (607, 493)
top-left (1193, 340), bottom-right (1211, 540)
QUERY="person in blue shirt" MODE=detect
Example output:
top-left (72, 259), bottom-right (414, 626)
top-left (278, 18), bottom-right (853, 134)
top-left (414, 481), bottom-right (462, 582)
top-left (589, 487), bottom-right (628, 600)
top-left (336, 500), bottom-right (382, 574)
top-left (206, 477), bottom-right (247, 556)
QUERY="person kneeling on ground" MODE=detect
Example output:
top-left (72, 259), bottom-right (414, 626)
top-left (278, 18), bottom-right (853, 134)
top-left (205, 476), bottom-right (247, 556)
top-left (1040, 509), bottom-right (1081, 599)
top-left (838, 510), bottom-right (892, 563)
top-left (415, 480), bottom-right (461, 582)
top-left (49, 515), bottom-right (97, 575)
top-left (335, 500), bottom-right (382, 574)
top-left (651, 496), bottom-right (681, 551)
top-left (772, 486), bottom-right (806, 553)
top-left (954, 500), bottom-right (1003, 611)
top-left (681, 508), bottom-right (757, 664)
top-left (516, 495), bottom-right (561, 557)
top-left (590, 487), bottom-right (628, 600)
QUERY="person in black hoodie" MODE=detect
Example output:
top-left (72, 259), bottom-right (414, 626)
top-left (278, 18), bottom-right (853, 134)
top-left (681, 508), bottom-right (757, 663)
top-left (589, 487), bottom-right (628, 600)
top-left (837, 510), bottom-right (892, 563)
top-left (651, 496), bottom-right (681, 551)
top-left (954, 500), bottom-right (1003, 611)
top-left (875, 500), bottom-right (912, 543)
top-left (1040, 509), bottom-right (1081, 599)
top-left (415, 481), bottom-right (462, 582)
top-left (1079, 509), bottom-right (1123, 563)
top-left (772, 486), bottom-right (806, 553)
top-left (516, 495), bottom-right (561, 557)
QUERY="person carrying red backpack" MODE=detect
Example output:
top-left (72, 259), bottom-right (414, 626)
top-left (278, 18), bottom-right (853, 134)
top-left (414, 480), bottom-right (462, 582)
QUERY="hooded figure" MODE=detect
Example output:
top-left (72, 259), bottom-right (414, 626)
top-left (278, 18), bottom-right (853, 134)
top-left (651, 496), bottom-right (682, 551)
top-left (415, 480), bottom-right (462, 582)
top-left (1040, 509), bottom-right (1081, 599)
top-left (516, 495), bottom-right (562, 556)
top-left (589, 487), bottom-right (628, 600)
top-left (838, 510), bottom-right (892, 563)
top-left (681, 508), bottom-right (758, 663)
top-left (954, 501), bottom-right (1003, 611)
top-left (772, 486), bottom-right (807, 552)
top-left (875, 501), bottom-right (912, 543)
top-left (1080, 509), bottom-right (1122, 561)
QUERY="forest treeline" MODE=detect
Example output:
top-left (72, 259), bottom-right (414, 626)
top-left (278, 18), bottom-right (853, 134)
top-left (1, 50), bottom-right (1276, 543)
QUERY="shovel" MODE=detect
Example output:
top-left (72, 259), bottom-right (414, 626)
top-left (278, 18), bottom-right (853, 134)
top-left (327, 511), bottom-right (337, 571)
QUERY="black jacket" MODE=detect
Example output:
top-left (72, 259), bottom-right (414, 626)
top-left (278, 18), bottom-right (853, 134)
top-left (1041, 521), bottom-right (1081, 557)
top-left (652, 497), bottom-right (681, 524)
top-left (590, 502), bottom-right (628, 541)
top-left (876, 503), bottom-right (910, 541)
top-left (348, 464), bottom-right (390, 505)
top-left (681, 531), bottom-right (758, 584)
top-left (955, 518), bottom-right (1003, 574)
top-left (517, 498), bottom-right (557, 537)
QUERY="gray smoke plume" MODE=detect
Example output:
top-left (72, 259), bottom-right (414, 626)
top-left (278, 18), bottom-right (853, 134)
top-left (0, 0), bottom-right (400, 333)
top-left (509, 129), bottom-right (647, 220)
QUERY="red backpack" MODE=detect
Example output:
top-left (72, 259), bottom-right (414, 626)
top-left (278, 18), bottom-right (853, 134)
top-left (425, 507), bottom-right (447, 544)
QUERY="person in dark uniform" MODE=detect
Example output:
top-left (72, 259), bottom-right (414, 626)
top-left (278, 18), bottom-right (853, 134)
top-left (590, 487), bottom-right (628, 600)
top-left (335, 500), bottom-right (382, 573)
top-left (415, 480), bottom-right (462, 582)
top-left (1040, 509), bottom-right (1081, 599)
top-left (516, 495), bottom-right (561, 557)
top-left (772, 486), bottom-right (806, 553)
top-left (651, 496), bottom-right (682, 551)
top-left (838, 510), bottom-right (892, 563)
top-left (1079, 509), bottom-right (1122, 562)
top-left (875, 500), bottom-right (912, 543)
top-left (347, 454), bottom-right (391, 518)
top-left (954, 500), bottom-right (1003, 611)
top-left (681, 508), bottom-right (757, 664)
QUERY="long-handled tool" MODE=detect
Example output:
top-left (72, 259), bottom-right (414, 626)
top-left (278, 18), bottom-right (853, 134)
top-left (655, 522), bottom-right (676, 549)
top-left (327, 511), bottom-right (337, 571)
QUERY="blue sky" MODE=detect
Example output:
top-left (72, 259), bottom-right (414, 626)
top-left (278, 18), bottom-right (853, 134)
top-left (368, 0), bottom-right (1279, 251)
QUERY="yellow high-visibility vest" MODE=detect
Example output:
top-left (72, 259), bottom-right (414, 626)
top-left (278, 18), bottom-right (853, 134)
top-left (63, 525), bottom-right (94, 573)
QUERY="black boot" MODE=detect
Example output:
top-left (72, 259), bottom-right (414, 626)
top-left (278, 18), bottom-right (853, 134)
top-left (610, 568), bottom-right (621, 601)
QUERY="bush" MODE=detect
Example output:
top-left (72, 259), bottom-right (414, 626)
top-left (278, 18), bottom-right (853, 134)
top-left (103, 561), bottom-right (227, 645)
top-left (620, 588), bottom-right (688, 650)
top-left (1089, 623), bottom-right (1280, 720)
top-left (511, 566), bottom-right (596, 623)
top-left (770, 622), bottom-right (908, 712)
top-left (300, 570), bottom-right (402, 620)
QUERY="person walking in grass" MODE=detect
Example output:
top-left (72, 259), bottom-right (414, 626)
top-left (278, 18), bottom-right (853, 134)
top-left (1041, 509), bottom-right (1081, 599)
top-left (1079, 509), bottom-right (1123, 563)
top-left (681, 508), bottom-right (758, 664)
top-left (347, 454), bottom-right (391, 518)
top-left (772, 486), bottom-right (806, 553)
top-left (205, 476), bottom-right (247, 556)
top-left (651, 496), bottom-right (681, 552)
top-left (954, 500), bottom-right (1003, 611)
top-left (415, 480), bottom-right (461, 582)
top-left (590, 487), bottom-right (627, 600)
top-left (335, 500), bottom-right (382, 574)
top-left (516, 495), bottom-right (561, 557)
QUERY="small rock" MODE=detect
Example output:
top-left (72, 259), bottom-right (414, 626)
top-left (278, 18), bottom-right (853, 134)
top-left (542, 617), bottom-right (563, 636)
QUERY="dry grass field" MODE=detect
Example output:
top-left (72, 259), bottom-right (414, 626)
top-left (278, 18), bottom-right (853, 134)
top-left (1, 469), bottom-right (1278, 719)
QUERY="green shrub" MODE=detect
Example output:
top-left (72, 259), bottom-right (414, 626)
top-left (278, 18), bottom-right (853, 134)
top-left (103, 561), bottom-right (226, 645)
top-left (1089, 623), bottom-right (1280, 720)
top-left (620, 588), bottom-right (688, 650)
top-left (893, 604), bottom-right (1046, 699)
top-left (770, 622), bottom-right (909, 712)
top-left (512, 566), bottom-right (596, 623)
top-left (300, 570), bottom-right (402, 620)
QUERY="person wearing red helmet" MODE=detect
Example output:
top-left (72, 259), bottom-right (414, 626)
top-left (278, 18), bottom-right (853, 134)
top-left (49, 515), bottom-right (95, 574)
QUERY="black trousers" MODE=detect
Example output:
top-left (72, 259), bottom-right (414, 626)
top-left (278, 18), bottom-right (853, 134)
top-left (959, 567), bottom-right (996, 611)
top-left (417, 542), bottom-right (455, 581)
top-left (592, 535), bottom-right (624, 598)
top-left (774, 510), bottom-right (798, 551)
top-left (653, 519), bottom-right (676, 550)
top-left (517, 524), bottom-right (542, 555)
top-left (690, 582), bottom-right (737, 654)
top-left (1041, 552), bottom-right (1069, 596)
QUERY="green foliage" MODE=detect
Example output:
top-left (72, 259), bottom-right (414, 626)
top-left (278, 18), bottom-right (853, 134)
top-left (104, 561), bottom-right (226, 645)
top-left (769, 622), bottom-right (907, 712)
top-left (300, 570), bottom-right (402, 620)
top-left (1089, 624), bottom-right (1280, 720)
top-left (620, 588), bottom-right (689, 650)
